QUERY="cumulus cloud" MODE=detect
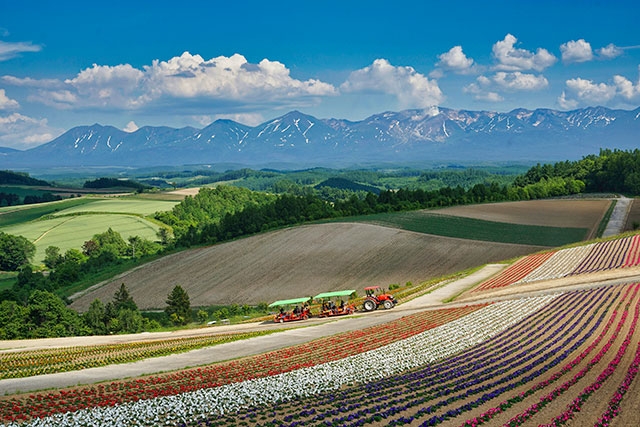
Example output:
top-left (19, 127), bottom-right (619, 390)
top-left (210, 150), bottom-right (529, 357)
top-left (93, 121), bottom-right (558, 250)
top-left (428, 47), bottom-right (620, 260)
top-left (0, 89), bottom-right (19, 109)
top-left (0, 40), bottom-right (42, 61)
top-left (597, 43), bottom-right (623, 59)
top-left (3, 52), bottom-right (338, 112)
top-left (123, 121), bottom-right (139, 132)
top-left (0, 112), bottom-right (60, 149)
top-left (558, 68), bottom-right (640, 108)
top-left (464, 83), bottom-right (503, 102)
top-left (560, 39), bottom-right (593, 63)
top-left (492, 34), bottom-right (556, 71)
top-left (493, 72), bottom-right (548, 91)
top-left (341, 59), bottom-right (443, 108)
top-left (436, 46), bottom-right (475, 74)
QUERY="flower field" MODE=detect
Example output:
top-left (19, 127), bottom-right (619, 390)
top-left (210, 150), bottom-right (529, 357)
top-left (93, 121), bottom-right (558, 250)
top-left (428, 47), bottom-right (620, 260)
top-left (2, 282), bottom-right (640, 426)
top-left (472, 234), bottom-right (640, 292)
top-left (0, 304), bottom-right (487, 424)
top-left (0, 330), bottom-right (280, 380)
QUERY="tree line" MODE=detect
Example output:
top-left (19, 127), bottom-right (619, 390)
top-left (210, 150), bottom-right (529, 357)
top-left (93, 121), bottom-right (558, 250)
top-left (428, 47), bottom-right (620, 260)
top-left (0, 282), bottom-right (192, 339)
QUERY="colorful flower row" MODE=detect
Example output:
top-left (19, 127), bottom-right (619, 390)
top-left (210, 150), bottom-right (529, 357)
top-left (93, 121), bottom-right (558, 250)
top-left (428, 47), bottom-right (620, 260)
top-left (472, 251), bottom-right (555, 291)
top-left (473, 234), bottom-right (640, 292)
top-left (0, 296), bottom-right (556, 426)
top-left (463, 282), bottom-right (638, 426)
top-left (0, 330), bottom-right (279, 380)
top-left (198, 283), bottom-right (632, 427)
top-left (0, 304), bottom-right (485, 423)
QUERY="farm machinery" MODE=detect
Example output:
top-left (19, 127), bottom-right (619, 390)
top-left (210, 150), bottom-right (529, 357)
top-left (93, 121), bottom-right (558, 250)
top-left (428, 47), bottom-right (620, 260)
top-left (362, 286), bottom-right (397, 311)
top-left (314, 290), bottom-right (357, 317)
top-left (268, 297), bottom-right (312, 323)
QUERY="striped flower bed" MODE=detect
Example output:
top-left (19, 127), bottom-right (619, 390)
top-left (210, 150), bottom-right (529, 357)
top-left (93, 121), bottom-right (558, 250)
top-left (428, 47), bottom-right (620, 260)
top-left (472, 251), bottom-right (556, 292)
top-left (473, 234), bottom-right (640, 292)
top-left (0, 296), bottom-right (556, 426)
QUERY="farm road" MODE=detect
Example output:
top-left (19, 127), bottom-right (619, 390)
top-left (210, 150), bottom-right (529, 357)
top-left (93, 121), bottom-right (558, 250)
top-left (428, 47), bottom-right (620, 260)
top-left (602, 196), bottom-right (631, 237)
top-left (0, 265), bottom-right (506, 395)
top-left (4, 264), bottom-right (640, 395)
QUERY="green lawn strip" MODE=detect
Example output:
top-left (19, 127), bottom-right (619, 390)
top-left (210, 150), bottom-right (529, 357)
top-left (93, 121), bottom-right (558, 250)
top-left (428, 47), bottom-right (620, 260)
top-left (338, 211), bottom-right (588, 246)
top-left (0, 328), bottom-right (282, 379)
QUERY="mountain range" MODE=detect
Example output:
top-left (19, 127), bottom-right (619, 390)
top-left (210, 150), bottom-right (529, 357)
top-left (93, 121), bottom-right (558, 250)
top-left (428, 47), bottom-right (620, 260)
top-left (2, 106), bottom-right (639, 169)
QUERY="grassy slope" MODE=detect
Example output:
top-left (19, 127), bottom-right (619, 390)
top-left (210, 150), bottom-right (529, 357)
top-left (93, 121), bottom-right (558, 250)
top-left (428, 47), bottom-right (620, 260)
top-left (340, 211), bottom-right (588, 247)
top-left (0, 197), bottom-right (179, 264)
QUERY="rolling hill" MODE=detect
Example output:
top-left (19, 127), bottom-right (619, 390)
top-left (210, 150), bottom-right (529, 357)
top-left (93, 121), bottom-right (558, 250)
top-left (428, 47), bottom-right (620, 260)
top-left (68, 198), bottom-right (612, 311)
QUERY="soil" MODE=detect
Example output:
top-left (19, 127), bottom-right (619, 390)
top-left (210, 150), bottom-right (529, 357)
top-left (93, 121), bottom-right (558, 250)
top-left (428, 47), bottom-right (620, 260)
top-left (69, 222), bottom-right (540, 310)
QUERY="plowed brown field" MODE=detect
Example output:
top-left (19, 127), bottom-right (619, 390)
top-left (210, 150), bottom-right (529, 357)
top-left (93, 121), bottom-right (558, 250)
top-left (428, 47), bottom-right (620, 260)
top-left (70, 199), bottom-right (613, 311)
top-left (437, 198), bottom-right (610, 239)
top-left (70, 222), bottom-right (540, 310)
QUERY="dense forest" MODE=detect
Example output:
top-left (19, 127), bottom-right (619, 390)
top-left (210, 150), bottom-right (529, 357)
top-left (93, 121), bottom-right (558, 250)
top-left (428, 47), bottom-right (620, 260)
top-left (2, 148), bottom-right (640, 339)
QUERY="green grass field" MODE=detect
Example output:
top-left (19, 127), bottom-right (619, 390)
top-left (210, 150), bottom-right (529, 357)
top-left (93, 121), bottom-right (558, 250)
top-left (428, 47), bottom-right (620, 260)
top-left (0, 198), bottom-right (94, 227)
top-left (341, 211), bottom-right (588, 247)
top-left (0, 196), bottom-right (179, 265)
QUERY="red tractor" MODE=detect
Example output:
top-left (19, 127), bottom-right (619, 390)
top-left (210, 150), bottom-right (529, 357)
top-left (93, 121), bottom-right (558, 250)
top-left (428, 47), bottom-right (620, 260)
top-left (362, 286), bottom-right (397, 311)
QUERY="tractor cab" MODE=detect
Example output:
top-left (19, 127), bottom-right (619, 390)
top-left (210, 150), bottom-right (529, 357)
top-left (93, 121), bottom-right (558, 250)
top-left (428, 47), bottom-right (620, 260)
top-left (268, 297), bottom-right (312, 323)
top-left (362, 286), bottom-right (397, 311)
top-left (314, 290), bottom-right (356, 317)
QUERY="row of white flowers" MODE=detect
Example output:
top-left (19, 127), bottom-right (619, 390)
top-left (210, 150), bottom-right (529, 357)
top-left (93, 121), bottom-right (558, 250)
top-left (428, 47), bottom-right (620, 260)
top-left (7, 294), bottom-right (559, 427)
top-left (517, 244), bottom-right (595, 284)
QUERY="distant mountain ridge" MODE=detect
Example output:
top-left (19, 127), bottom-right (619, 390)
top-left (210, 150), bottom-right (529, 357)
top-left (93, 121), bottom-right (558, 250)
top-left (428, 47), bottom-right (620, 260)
top-left (3, 106), bottom-right (639, 168)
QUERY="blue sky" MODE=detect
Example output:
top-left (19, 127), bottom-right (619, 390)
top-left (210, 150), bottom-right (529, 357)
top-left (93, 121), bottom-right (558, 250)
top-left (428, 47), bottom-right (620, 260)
top-left (1, 0), bottom-right (639, 149)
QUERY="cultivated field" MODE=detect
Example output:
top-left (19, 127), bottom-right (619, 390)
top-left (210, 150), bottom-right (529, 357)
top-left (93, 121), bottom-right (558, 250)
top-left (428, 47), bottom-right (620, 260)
top-left (70, 198), bottom-right (612, 310)
top-left (70, 222), bottom-right (541, 310)
top-left (436, 198), bottom-right (611, 239)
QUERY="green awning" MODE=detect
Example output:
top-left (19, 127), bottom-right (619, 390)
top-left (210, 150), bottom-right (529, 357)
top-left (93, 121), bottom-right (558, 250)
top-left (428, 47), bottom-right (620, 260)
top-left (313, 290), bottom-right (356, 299)
top-left (268, 297), bottom-right (311, 307)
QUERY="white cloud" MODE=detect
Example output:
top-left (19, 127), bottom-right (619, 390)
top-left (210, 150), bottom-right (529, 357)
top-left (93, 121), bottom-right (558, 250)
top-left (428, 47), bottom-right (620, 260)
top-left (463, 77), bottom-right (503, 102)
top-left (0, 89), bottom-right (19, 109)
top-left (1, 75), bottom-right (64, 89)
top-left (493, 72), bottom-right (549, 91)
top-left (613, 68), bottom-right (640, 101)
top-left (560, 39), bottom-right (593, 63)
top-left (559, 68), bottom-right (640, 109)
top-left (144, 52), bottom-right (337, 101)
top-left (557, 91), bottom-right (579, 110)
top-left (436, 46), bottom-right (475, 74)
top-left (559, 77), bottom-right (617, 108)
top-left (0, 112), bottom-right (60, 149)
top-left (0, 40), bottom-right (42, 61)
top-left (566, 78), bottom-right (617, 102)
top-left (123, 121), bottom-right (139, 132)
top-left (492, 34), bottom-right (557, 71)
top-left (341, 59), bottom-right (443, 108)
top-left (597, 43), bottom-right (623, 59)
top-left (3, 52), bottom-right (338, 112)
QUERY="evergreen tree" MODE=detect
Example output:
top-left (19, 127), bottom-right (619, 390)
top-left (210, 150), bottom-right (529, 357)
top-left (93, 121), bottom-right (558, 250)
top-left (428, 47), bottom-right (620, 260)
top-left (113, 283), bottom-right (138, 312)
top-left (165, 285), bottom-right (191, 325)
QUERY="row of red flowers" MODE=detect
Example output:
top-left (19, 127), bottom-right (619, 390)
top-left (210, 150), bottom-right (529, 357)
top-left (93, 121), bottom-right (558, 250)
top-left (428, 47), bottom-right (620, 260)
top-left (0, 303), bottom-right (486, 423)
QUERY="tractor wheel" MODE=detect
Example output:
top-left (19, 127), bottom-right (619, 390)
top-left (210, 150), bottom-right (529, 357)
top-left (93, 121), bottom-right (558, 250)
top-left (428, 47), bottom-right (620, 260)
top-left (363, 299), bottom-right (376, 312)
top-left (383, 300), bottom-right (394, 309)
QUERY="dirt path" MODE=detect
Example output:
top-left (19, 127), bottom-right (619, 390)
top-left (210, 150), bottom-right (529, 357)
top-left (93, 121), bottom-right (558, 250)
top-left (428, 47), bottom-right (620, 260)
top-left (603, 196), bottom-right (632, 237)
top-left (4, 265), bottom-right (640, 396)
